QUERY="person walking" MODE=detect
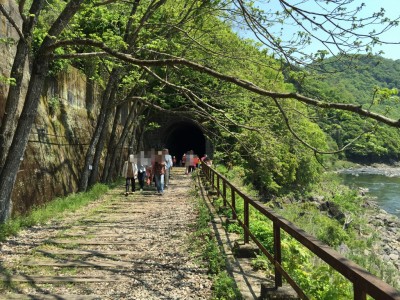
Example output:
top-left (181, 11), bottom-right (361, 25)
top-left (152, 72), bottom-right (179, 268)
top-left (153, 153), bottom-right (166, 195)
top-left (188, 150), bottom-right (196, 173)
top-left (163, 148), bottom-right (173, 188)
top-left (137, 163), bottom-right (146, 191)
top-left (184, 151), bottom-right (191, 174)
top-left (181, 153), bottom-right (186, 167)
top-left (122, 154), bottom-right (138, 196)
top-left (172, 156), bottom-right (177, 167)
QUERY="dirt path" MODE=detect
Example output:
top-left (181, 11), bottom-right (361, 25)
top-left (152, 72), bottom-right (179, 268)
top-left (0, 168), bottom-right (212, 299)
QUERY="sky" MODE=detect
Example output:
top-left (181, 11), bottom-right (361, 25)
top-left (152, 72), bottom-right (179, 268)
top-left (238, 0), bottom-right (400, 60)
top-left (362, 0), bottom-right (400, 60)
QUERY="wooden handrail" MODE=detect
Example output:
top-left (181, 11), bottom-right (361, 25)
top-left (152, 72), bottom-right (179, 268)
top-left (201, 163), bottom-right (400, 300)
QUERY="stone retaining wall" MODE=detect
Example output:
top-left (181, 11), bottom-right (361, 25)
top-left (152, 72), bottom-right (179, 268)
top-left (0, 1), bottom-right (102, 215)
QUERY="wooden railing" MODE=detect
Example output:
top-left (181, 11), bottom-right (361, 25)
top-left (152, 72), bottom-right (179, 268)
top-left (201, 163), bottom-right (400, 300)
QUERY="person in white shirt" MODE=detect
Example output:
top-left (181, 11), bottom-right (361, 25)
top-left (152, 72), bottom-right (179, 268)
top-left (163, 148), bottom-right (173, 188)
top-left (122, 154), bottom-right (138, 195)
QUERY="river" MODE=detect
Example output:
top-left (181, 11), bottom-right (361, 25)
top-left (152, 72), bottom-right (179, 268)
top-left (338, 166), bottom-right (400, 218)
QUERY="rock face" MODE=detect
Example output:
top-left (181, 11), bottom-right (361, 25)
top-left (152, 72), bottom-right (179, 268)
top-left (0, 1), bottom-right (103, 216)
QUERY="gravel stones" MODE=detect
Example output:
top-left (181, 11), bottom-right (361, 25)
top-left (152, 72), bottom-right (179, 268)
top-left (0, 169), bottom-right (212, 299)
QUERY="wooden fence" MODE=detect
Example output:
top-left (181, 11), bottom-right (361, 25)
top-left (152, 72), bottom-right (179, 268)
top-left (201, 163), bottom-right (400, 300)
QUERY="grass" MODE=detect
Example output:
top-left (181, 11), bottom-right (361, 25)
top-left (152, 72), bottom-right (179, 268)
top-left (0, 183), bottom-right (109, 242)
top-left (189, 178), bottom-right (242, 300)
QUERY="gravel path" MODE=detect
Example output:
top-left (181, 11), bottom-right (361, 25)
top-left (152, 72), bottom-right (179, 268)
top-left (0, 168), bottom-right (212, 299)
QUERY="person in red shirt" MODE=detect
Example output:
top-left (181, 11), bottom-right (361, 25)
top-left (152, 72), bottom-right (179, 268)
top-left (172, 156), bottom-right (177, 167)
top-left (153, 153), bottom-right (166, 195)
top-left (193, 155), bottom-right (200, 169)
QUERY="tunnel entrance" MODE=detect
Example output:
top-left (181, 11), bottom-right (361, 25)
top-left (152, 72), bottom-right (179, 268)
top-left (164, 122), bottom-right (206, 165)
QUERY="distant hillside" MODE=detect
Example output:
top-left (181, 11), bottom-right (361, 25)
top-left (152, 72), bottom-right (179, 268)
top-left (291, 55), bottom-right (400, 163)
top-left (313, 55), bottom-right (400, 117)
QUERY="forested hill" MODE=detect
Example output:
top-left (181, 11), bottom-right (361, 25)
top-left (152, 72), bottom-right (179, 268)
top-left (312, 55), bottom-right (400, 113)
top-left (292, 55), bottom-right (400, 163)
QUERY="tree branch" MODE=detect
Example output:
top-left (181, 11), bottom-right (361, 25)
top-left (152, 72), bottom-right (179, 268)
top-left (272, 97), bottom-right (370, 154)
top-left (142, 66), bottom-right (259, 131)
top-left (48, 38), bottom-right (400, 128)
top-left (18, 0), bottom-right (26, 22)
top-left (0, 4), bottom-right (24, 40)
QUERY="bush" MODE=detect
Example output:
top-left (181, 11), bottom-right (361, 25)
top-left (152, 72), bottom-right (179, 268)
top-left (190, 186), bottom-right (242, 299)
top-left (212, 271), bottom-right (242, 300)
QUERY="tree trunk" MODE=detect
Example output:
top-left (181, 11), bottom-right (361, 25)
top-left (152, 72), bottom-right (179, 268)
top-left (78, 69), bottom-right (120, 192)
top-left (0, 58), bottom-right (49, 222)
top-left (87, 100), bottom-right (117, 188)
top-left (0, 39), bottom-right (29, 173)
top-left (0, 0), bottom-right (85, 222)
top-left (103, 102), bottom-right (140, 183)
top-left (0, 0), bottom-right (45, 173)
top-left (102, 104), bottom-right (122, 183)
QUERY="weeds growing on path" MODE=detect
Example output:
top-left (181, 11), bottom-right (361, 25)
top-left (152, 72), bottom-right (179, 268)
top-left (0, 183), bottom-right (109, 241)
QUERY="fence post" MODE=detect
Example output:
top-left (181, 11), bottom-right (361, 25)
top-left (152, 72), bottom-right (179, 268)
top-left (231, 186), bottom-right (236, 219)
top-left (273, 221), bottom-right (282, 288)
top-left (353, 284), bottom-right (367, 300)
top-left (244, 199), bottom-right (249, 244)
top-left (217, 175), bottom-right (220, 197)
top-left (223, 180), bottom-right (226, 203)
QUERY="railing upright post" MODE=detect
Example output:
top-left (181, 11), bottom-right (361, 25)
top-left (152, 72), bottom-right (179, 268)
top-left (217, 175), bottom-right (220, 197)
top-left (353, 284), bottom-right (367, 300)
top-left (244, 199), bottom-right (249, 244)
top-left (231, 186), bottom-right (236, 219)
top-left (223, 180), bottom-right (226, 203)
top-left (273, 221), bottom-right (282, 288)
top-left (212, 171), bottom-right (215, 190)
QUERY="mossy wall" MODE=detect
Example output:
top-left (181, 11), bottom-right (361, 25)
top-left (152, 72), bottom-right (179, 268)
top-left (10, 66), bottom-right (102, 216)
top-left (0, 0), bottom-right (102, 216)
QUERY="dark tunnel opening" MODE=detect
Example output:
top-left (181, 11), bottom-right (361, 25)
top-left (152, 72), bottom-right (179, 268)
top-left (164, 123), bottom-right (206, 165)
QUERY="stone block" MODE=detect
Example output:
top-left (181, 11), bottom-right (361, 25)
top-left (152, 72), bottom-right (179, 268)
top-left (233, 241), bottom-right (260, 258)
top-left (208, 189), bottom-right (218, 196)
top-left (226, 218), bottom-right (239, 226)
top-left (260, 283), bottom-right (299, 300)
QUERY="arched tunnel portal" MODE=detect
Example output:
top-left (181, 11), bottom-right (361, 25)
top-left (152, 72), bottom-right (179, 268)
top-left (163, 122), bottom-right (207, 165)
top-left (142, 115), bottom-right (213, 164)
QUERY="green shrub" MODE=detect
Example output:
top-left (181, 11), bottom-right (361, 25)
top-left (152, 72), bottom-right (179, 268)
top-left (212, 271), bottom-right (242, 300)
top-left (48, 96), bottom-right (60, 116)
top-left (191, 186), bottom-right (242, 299)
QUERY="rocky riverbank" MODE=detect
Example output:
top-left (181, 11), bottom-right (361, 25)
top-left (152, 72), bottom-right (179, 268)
top-left (304, 192), bottom-right (400, 288)
top-left (335, 163), bottom-right (400, 277)
top-left (367, 208), bottom-right (400, 271)
top-left (336, 162), bottom-right (400, 177)
top-left (307, 176), bottom-right (400, 288)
